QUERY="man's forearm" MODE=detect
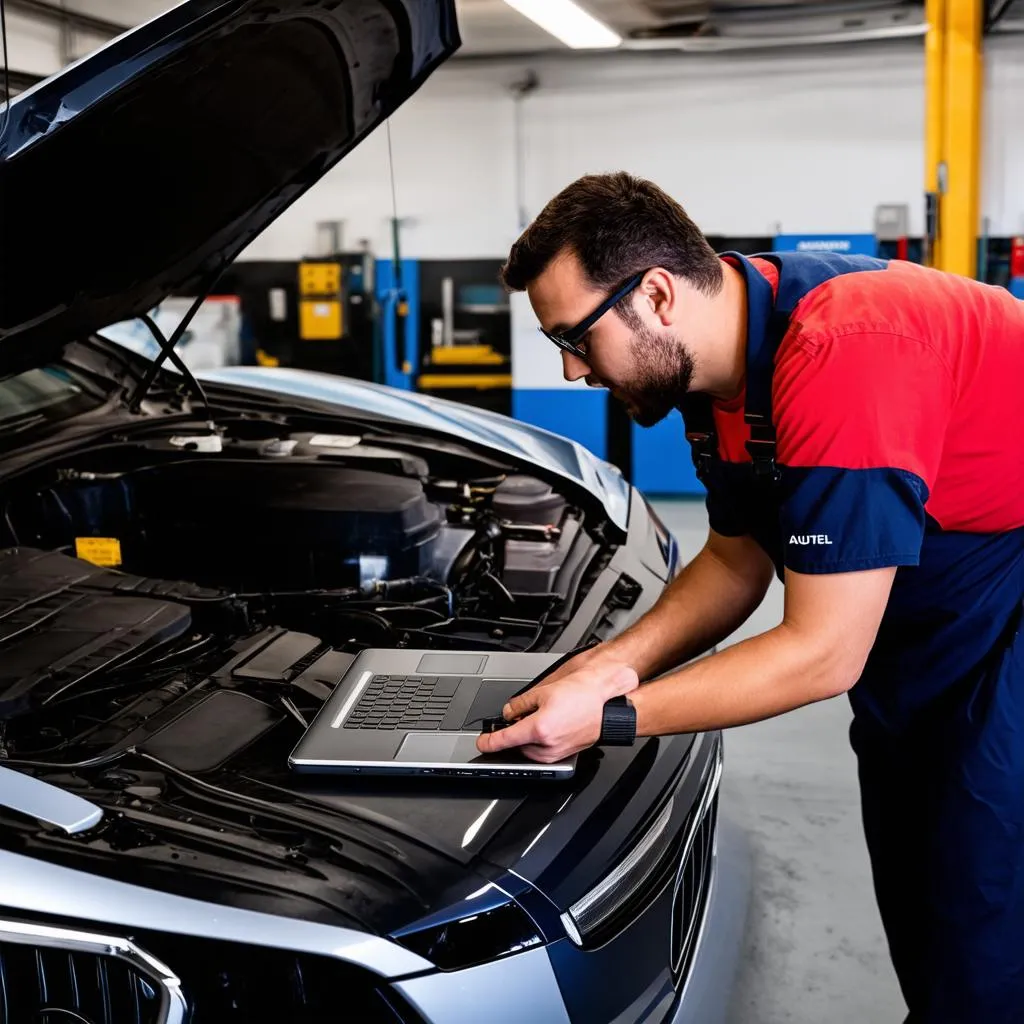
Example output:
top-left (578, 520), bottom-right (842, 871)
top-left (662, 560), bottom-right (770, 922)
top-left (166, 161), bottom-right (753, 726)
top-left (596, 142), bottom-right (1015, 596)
top-left (602, 534), bottom-right (774, 680)
top-left (630, 620), bottom-right (859, 735)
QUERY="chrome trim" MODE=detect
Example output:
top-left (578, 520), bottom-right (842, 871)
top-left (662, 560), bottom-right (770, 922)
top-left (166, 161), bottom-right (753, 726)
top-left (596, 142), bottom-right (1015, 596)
top-left (330, 670), bottom-right (372, 728)
top-left (561, 912), bottom-right (583, 946)
top-left (0, 918), bottom-right (187, 1024)
top-left (670, 737), bottom-right (724, 980)
top-left (560, 795), bottom-right (676, 943)
top-left (677, 840), bottom-right (719, 1007)
top-left (0, 765), bottom-right (103, 834)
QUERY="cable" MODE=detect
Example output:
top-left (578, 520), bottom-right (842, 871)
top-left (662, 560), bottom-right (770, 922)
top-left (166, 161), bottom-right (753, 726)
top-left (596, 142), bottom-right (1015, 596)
top-left (0, 748), bottom-right (129, 771)
top-left (0, 0), bottom-right (11, 146)
top-left (386, 118), bottom-right (399, 231)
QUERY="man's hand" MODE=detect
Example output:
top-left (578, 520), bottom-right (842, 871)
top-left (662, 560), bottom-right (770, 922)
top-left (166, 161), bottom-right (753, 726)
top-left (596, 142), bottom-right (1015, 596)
top-left (476, 661), bottom-right (639, 763)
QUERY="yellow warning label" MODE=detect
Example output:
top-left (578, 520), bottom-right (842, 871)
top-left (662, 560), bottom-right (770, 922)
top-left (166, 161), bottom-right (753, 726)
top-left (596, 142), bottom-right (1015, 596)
top-left (75, 537), bottom-right (122, 567)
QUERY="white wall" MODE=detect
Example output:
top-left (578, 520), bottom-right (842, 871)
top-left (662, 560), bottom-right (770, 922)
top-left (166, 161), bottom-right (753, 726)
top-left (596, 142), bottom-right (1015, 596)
top-left (983, 35), bottom-right (1024, 237)
top-left (239, 36), bottom-right (1024, 263)
top-left (5, 16), bottom-right (1022, 252)
top-left (5, 9), bottom-right (111, 75)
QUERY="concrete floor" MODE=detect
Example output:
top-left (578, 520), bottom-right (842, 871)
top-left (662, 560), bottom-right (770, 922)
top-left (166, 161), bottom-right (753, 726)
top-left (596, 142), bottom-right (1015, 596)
top-left (649, 499), bottom-right (907, 1024)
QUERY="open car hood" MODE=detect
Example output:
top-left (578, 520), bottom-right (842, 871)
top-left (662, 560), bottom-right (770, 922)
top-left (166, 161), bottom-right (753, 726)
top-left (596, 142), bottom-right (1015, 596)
top-left (0, 0), bottom-right (459, 367)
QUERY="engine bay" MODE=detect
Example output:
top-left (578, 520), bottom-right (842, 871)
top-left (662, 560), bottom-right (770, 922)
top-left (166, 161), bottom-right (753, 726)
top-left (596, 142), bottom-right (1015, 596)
top-left (0, 421), bottom-right (613, 766)
top-left (0, 412), bottom-right (663, 934)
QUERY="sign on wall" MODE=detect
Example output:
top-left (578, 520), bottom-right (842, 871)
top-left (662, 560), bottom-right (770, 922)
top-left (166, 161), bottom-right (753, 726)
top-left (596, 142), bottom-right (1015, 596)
top-left (773, 234), bottom-right (878, 256)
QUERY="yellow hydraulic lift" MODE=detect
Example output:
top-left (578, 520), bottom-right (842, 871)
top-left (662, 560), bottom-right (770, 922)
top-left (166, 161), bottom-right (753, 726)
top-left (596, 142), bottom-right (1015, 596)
top-left (924, 0), bottom-right (984, 279)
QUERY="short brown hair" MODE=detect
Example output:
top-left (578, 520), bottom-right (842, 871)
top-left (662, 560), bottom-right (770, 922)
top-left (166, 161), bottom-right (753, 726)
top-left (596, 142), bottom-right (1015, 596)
top-left (500, 172), bottom-right (723, 297)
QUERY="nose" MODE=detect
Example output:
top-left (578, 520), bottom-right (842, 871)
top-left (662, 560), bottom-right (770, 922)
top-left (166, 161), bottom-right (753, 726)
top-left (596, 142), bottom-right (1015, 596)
top-left (561, 350), bottom-right (591, 382)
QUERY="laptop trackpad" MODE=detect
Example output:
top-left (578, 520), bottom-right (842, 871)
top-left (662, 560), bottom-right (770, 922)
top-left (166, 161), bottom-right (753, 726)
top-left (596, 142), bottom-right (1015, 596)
top-left (396, 733), bottom-right (493, 764)
top-left (461, 679), bottom-right (525, 730)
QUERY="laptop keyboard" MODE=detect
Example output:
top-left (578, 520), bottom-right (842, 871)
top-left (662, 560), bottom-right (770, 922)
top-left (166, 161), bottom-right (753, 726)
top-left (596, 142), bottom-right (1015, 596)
top-left (344, 675), bottom-right (462, 731)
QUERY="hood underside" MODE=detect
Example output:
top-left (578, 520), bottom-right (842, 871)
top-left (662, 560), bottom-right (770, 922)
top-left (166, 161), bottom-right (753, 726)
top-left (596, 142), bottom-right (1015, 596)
top-left (0, 0), bottom-right (459, 364)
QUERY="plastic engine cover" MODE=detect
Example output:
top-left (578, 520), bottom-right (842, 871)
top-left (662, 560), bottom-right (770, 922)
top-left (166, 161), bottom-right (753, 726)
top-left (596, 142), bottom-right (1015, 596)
top-left (53, 461), bottom-right (443, 590)
top-left (0, 548), bottom-right (192, 717)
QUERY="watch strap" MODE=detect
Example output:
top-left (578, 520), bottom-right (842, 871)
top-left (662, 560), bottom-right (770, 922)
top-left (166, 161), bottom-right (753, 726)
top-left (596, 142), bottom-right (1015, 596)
top-left (599, 695), bottom-right (637, 746)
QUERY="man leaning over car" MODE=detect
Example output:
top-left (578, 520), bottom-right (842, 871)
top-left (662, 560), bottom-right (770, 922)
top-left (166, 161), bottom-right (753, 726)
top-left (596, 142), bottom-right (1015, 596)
top-left (477, 171), bottom-right (1024, 1024)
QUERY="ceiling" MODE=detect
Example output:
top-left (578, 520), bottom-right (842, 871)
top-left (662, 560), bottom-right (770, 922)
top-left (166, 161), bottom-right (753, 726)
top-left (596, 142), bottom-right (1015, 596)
top-left (455, 0), bottom-right (1024, 56)
top-left (2, 0), bottom-right (1022, 93)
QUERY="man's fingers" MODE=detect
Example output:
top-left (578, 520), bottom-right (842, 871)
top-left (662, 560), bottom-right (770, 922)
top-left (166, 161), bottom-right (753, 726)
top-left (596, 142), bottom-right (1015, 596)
top-left (476, 716), bottom-right (537, 754)
top-left (503, 691), bottom-right (540, 722)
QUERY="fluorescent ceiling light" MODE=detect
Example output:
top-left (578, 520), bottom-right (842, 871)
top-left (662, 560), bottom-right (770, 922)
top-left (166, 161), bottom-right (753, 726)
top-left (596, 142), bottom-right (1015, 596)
top-left (502, 0), bottom-right (622, 49)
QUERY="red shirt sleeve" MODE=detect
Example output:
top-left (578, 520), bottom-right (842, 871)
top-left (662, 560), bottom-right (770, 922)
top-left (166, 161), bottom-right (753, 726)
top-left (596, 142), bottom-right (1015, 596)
top-left (773, 328), bottom-right (955, 573)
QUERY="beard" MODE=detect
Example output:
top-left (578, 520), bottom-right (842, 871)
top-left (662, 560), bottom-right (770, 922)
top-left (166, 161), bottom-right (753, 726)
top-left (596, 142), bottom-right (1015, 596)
top-left (616, 322), bottom-right (695, 427)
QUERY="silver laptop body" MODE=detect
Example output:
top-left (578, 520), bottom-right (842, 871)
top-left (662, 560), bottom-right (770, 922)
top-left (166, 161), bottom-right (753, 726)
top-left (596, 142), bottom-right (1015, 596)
top-left (288, 649), bottom-right (577, 779)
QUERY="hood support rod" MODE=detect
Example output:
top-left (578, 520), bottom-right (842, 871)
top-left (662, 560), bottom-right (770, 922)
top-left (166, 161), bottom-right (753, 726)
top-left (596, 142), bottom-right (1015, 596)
top-left (128, 284), bottom-right (217, 424)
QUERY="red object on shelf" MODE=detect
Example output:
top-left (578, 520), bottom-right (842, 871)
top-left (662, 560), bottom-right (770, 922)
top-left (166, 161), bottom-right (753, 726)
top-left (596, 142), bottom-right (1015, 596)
top-left (895, 237), bottom-right (909, 261)
top-left (1010, 237), bottom-right (1024, 279)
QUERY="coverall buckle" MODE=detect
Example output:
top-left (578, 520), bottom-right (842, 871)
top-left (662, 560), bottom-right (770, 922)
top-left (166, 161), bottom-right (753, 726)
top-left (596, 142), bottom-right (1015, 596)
top-left (745, 438), bottom-right (781, 483)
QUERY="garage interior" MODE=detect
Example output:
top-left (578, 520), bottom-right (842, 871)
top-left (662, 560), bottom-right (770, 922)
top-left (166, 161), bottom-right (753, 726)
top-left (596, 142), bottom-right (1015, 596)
top-left (2, 1), bottom-right (1023, 1022)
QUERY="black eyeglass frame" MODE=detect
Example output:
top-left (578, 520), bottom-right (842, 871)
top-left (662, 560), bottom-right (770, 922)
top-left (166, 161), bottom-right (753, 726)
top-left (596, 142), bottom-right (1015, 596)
top-left (539, 270), bottom-right (649, 360)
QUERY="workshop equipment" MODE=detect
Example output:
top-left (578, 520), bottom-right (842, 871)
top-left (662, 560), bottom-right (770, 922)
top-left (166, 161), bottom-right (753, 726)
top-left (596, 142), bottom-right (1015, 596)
top-left (298, 259), bottom-right (344, 341)
top-left (217, 254), bottom-right (377, 379)
top-left (416, 261), bottom-right (512, 415)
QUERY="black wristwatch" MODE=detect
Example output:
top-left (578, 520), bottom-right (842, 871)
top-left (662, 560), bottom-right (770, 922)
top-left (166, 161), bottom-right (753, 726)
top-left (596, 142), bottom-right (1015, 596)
top-left (598, 695), bottom-right (637, 746)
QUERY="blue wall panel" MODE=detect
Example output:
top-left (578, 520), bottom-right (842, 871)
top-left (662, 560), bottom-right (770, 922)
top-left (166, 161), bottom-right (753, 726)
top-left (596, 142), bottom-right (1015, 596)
top-left (512, 388), bottom-right (608, 459)
top-left (631, 411), bottom-right (704, 496)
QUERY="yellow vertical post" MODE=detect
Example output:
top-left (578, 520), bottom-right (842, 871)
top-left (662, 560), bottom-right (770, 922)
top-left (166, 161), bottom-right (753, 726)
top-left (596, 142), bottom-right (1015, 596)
top-left (923, 0), bottom-right (946, 269)
top-left (941, 0), bottom-right (984, 279)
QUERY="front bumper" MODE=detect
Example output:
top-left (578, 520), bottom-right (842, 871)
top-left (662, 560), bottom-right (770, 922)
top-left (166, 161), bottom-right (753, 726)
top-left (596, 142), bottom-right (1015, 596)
top-left (0, 805), bottom-right (749, 1024)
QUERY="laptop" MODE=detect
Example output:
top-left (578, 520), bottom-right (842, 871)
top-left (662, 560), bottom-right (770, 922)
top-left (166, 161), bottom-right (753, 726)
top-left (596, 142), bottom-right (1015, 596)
top-left (288, 648), bottom-right (580, 779)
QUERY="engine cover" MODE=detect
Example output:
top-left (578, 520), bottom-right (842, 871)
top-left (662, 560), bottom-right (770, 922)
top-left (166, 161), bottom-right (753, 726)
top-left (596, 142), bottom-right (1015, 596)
top-left (36, 460), bottom-right (444, 591)
top-left (0, 548), bottom-right (193, 718)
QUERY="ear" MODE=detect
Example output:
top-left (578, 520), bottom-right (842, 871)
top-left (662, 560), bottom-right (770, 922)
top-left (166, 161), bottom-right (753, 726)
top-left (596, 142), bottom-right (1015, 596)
top-left (641, 268), bottom-right (679, 327)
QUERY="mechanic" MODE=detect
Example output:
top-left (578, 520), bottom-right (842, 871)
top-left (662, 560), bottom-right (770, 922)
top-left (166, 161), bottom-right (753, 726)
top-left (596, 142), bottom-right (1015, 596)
top-left (477, 171), bottom-right (1024, 1023)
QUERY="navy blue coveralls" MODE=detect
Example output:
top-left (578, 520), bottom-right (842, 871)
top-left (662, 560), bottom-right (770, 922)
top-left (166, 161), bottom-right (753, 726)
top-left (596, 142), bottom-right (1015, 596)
top-left (683, 251), bottom-right (1024, 1022)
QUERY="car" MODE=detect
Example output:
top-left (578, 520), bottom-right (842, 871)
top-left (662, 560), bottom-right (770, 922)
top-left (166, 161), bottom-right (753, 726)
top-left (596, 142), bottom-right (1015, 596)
top-left (0, 2), bottom-right (750, 1022)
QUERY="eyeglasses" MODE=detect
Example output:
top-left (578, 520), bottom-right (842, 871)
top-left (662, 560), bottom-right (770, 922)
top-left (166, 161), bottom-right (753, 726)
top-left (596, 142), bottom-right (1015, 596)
top-left (539, 270), bottom-right (648, 361)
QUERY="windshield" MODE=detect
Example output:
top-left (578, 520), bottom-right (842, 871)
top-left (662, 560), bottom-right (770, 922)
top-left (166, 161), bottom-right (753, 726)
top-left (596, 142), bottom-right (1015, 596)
top-left (0, 366), bottom-right (103, 433)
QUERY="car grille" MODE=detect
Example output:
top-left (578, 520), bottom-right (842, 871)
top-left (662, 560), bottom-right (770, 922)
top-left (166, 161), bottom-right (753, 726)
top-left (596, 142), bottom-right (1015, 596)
top-left (0, 921), bottom-right (423, 1024)
top-left (670, 776), bottom-right (720, 988)
top-left (140, 933), bottom-right (421, 1024)
top-left (0, 922), bottom-right (177, 1024)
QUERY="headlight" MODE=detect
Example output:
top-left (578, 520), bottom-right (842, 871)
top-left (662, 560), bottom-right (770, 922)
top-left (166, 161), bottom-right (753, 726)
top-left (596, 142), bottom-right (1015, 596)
top-left (561, 734), bottom-right (723, 947)
top-left (560, 795), bottom-right (678, 946)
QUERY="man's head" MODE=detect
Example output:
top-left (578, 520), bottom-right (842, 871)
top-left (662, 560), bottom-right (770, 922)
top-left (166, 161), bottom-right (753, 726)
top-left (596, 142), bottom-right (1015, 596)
top-left (501, 172), bottom-right (725, 427)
